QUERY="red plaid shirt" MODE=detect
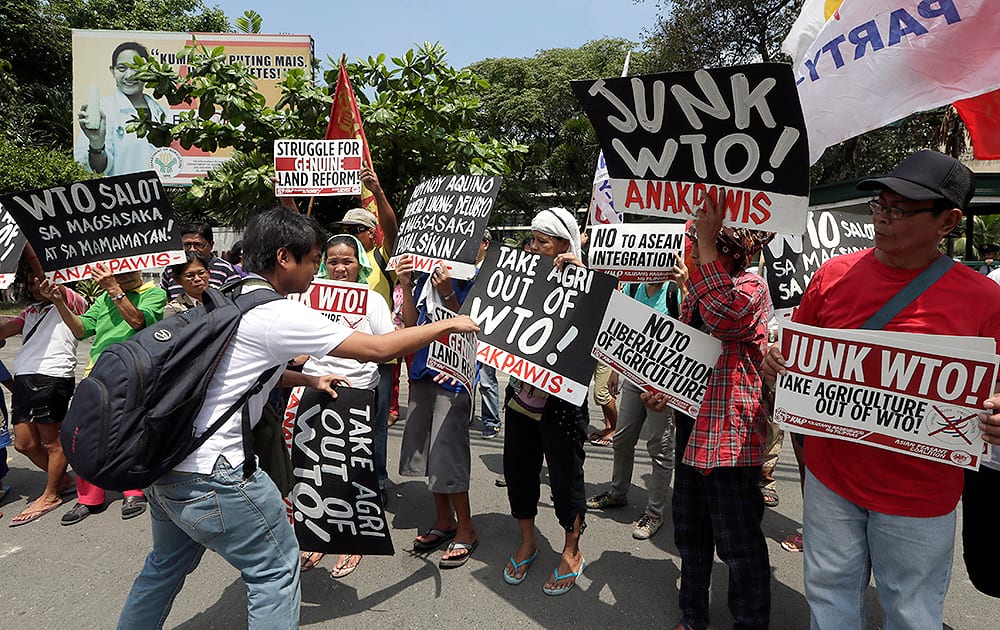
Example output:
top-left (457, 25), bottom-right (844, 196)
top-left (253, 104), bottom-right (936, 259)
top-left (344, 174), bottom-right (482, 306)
top-left (680, 260), bottom-right (771, 470)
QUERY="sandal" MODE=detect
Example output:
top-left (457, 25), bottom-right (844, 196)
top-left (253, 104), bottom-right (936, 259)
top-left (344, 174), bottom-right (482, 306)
top-left (503, 549), bottom-right (538, 585)
top-left (781, 533), bottom-right (803, 552)
top-left (9, 500), bottom-right (62, 527)
top-left (542, 558), bottom-right (586, 596)
top-left (589, 435), bottom-right (613, 447)
top-left (300, 551), bottom-right (325, 571)
top-left (412, 527), bottom-right (456, 552)
top-left (438, 540), bottom-right (478, 569)
top-left (761, 486), bottom-right (779, 508)
top-left (330, 554), bottom-right (362, 578)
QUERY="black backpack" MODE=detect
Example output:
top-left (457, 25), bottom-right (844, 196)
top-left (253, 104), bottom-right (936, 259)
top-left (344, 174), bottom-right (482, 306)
top-left (61, 282), bottom-right (284, 491)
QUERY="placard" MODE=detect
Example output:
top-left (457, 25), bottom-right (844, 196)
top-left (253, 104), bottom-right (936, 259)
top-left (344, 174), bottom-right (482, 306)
top-left (273, 139), bottom-right (362, 196)
top-left (763, 207), bottom-right (872, 312)
top-left (388, 175), bottom-right (500, 279)
top-left (460, 245), bottom-right (618, 406)
top-left (286, 386), bottom-right (394, 555)
top-left (0, 171), bottom-right (184, 283)
top-left (0, 203), bottom-right (27, 289)
top-left (572, 64), bottom-right (809, 234)
top-left (774, 321), bottom-right (998, 470)
top-left (287, 279), bottom-right (369, 324)
top-left (592, 291), bottom-right (721, 415)
top-left (427, 304), bottom-right (477, 394)
top-left (588, 223), bottom-right (686, 282)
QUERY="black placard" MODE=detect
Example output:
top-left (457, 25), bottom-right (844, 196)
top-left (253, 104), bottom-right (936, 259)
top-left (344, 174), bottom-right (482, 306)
top-left (763, 207), bottom-right (873, 312)
top-left (289, 386), bottom-right (394, 556)
top-left (0, 202), bottom-right (27, 288)
top-left (460, 245), bottom-right (618, 406)
top-left (389, 175), bottom-right (500, 279)
top-left (572, 64), bottom-right (809, 233)
top-left (0, 171), bottom-right (183, 283)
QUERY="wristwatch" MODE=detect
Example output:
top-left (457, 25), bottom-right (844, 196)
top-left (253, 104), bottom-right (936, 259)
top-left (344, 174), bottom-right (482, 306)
top-left (111, 292), bottom-right (126, 301)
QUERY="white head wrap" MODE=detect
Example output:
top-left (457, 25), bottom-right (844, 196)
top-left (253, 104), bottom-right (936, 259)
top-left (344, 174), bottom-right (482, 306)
top-left (530, 207), bottom-right (581, 260)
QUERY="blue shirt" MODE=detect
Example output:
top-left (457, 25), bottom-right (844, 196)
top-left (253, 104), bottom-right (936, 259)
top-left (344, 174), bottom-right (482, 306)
top-left (624, 282), bottom-right (678, 317)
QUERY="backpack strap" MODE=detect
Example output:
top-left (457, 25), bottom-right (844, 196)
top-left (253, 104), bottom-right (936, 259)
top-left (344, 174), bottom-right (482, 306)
top-left (626, 283), bottom-right (639, 299)
top-left (861, 255), bottom-right (953, 330)
top-left (21, 306), bottom-right (52, 345)
top-left (373, 247), bottom-right (390, 278)
top-left (665, 281), bottom-right (680, 319)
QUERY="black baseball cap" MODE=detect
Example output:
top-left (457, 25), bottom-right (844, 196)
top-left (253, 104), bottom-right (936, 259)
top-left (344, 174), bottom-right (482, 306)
top-left (858, 150), bottom-right (975, 211)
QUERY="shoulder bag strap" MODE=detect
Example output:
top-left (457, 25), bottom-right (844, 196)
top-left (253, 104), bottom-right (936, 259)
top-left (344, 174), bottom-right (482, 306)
top-left (21, 306), bottom-right (52, 345)
top-left (861, 255), bottom-right (954, 330)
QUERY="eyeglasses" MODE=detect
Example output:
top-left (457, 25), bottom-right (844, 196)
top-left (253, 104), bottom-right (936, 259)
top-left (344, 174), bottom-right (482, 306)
top-left (868, 199), bottom-right (936, 220)
top-left (183, 241), bottom-right (210, 250)
top-left (336, 225), bottom-right (371, 236)
top-left (182, 269), bottom-right (209, 281)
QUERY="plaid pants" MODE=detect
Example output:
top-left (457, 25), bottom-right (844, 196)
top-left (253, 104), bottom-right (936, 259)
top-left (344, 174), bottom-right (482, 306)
top-left (673, 413), bottom-right (770, 630)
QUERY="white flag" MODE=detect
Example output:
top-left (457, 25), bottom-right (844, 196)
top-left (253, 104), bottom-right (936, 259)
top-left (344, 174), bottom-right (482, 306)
top-left (792, 0), bottom-right (1000, 164)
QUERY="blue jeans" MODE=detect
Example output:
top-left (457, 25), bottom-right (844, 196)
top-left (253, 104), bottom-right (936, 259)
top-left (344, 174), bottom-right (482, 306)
top-left (803, 469), bottom-right (955, 630)
top-left (117, 457), bottom-right (300, 630)
top-left (478, 363), bottom-right (499, 428)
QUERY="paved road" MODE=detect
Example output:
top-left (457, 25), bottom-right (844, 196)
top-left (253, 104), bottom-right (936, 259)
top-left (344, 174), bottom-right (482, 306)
top-left (0, 337), bottom-right (997, 629)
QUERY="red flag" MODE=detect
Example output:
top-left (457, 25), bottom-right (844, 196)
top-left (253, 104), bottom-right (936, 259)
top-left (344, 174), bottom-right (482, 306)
top-left (326, 56), bottom-right (380, 235)
top-left (955, 90), bottom-right (1000, 160)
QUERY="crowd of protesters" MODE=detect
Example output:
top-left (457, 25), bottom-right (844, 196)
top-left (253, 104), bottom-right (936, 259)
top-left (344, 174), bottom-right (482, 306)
top-left (0, 151), bottom-right (998, 630)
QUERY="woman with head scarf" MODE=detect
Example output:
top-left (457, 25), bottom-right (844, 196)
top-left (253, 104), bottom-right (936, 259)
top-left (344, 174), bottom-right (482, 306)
top-left (501, 207), bottom-right (590, 596)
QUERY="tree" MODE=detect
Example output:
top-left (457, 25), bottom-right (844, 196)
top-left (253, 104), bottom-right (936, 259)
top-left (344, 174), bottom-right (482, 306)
top-left (128, 41), bottom-right (525, 226)
top-left (469, 38), bottom-right (637, 218)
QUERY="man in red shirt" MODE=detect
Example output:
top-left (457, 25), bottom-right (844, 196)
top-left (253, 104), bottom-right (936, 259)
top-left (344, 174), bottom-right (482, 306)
top-left (764, 150), bottom-right (1000, 628)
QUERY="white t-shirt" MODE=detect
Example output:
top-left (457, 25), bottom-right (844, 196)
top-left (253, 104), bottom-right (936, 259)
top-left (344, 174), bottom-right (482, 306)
top-left (13, 290), bottom-right (87, 378)
top-left (302, 287), bottom-right (394, 390)
top-left (74, 91), bottom-right (168, 176)
top-left (174, 294), bottom-right (351, 473)
top-left (988, 267), bottom-right (1000, 286)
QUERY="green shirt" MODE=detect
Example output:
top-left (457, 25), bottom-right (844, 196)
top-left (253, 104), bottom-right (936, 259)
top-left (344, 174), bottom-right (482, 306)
top-left (80, 281), bottom-right (167, 369)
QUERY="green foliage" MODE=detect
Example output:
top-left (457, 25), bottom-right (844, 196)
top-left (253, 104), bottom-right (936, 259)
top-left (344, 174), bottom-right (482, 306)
top-left (469, 38), bottom-right (637, 217)
top-left (341, 42), bottom-right (527, 205)
top-left (72, 279), bottom-right (104, 303)
top-left (234, 10), bottom-right (263, 34)
top-left (0, 138), bottom-right (95, 193)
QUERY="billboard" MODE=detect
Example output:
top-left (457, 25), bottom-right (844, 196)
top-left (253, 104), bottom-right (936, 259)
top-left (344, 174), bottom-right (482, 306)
top-left (72, 29), bottom-right (313, 186)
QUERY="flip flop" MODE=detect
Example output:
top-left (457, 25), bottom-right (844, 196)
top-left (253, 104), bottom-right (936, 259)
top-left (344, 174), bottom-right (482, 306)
top-left (781, 533), bottom-right (803, 553)
top-left (9, 501), bottom-right (62, 527)
top-left (590, 436), bottom-right (613, 447)
top-left (542, 558), bottom-right (586, 596)
top-left (438, 540), bottom-right (478, 569)
top-left (503, 549), bottom-right (539, 585)
top-left (329, 554), bottom-right (362, 578)
top-left (413, 527), bottom-right (456, 552)
top-left (300, 551), bottom-right (325, 571)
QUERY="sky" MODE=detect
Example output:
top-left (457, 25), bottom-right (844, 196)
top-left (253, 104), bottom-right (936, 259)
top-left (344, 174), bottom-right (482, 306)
top-left (207, 0), bottom-right (660, 70)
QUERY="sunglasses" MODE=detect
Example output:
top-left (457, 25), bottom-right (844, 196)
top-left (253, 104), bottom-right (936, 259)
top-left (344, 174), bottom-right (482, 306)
top-left (336, 224), bottom-right (372, 235)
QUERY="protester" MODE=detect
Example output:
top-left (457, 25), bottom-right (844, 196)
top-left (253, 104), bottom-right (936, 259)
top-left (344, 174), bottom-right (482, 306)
top-left (159, 223), bottom-right (241, 299)
top-left (222, 240), bottom-right (247, 277)
top-left (501, 207), bottom-right (589, 596)
top-left (762, 150), bottom-right (1000, 628)
top-left (475, 230), bottom-right (501, 439)
top-left (297, 233), bottom-right (395, 579)
top-left (587, 267), bottom-right (686, 541)
top-left (74, 41), bottom-right (168, 176)
top-left (645, 197), bottom-right (774, 630)
top-left (979, 242), bottom-right (999, 274)
top-left (1, 269), bottom-right (87, 526)
top-left (45, 264), bottom-right (167, 525)
top-left (397, 254), bottom-right (479, 569)
top-left (588, 362), bottom-right (618, 446)
top-left (162, 252), bottom-right (210, 318)
top-left (0, 359), bottom-right (13, 520)
top-left (115, 206), bottom-right (479, 629)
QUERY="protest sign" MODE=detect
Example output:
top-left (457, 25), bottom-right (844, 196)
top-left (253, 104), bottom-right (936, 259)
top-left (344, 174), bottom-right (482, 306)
top-left (73, 30), bottom-right (313, 185)
top-left (592, 291), bottom-right (721, 415)
top-left (572, 64), bottom-right (809, 234)
top-left (286, 385), bottom-right (394, 555)
top-left (774, 321), bottom-right (998, 470)
top-left (588, 223), bottom-right (686, 282)
top-left (273, 139), bottom-right (362, 196)
top-left (763, 206), bottom-right (872, 312)
top-left (460, 245), bottom-right (618, 406)
top-left (0, 203), bottom-right (27, 289)
top-left (427, 304), bottom-right (477, 395)
top-left (287, 278), bottom-right (369, 326)
top-left (388, 175), bottom-right (500, 279)
top-left (0, 171), bottom-right (184, 283)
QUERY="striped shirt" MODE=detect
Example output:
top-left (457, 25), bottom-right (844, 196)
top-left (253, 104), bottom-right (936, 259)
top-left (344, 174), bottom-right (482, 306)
top-left (160, 255), bottom-right (241, 299)
top-left (679, 260), bottom-right (771, 470)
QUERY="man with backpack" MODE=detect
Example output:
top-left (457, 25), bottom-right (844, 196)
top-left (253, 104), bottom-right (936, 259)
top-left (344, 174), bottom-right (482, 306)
top-left (114, 207), bottom-right (479, 629)
top-left (586, 268), bottom-right (686, 540)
